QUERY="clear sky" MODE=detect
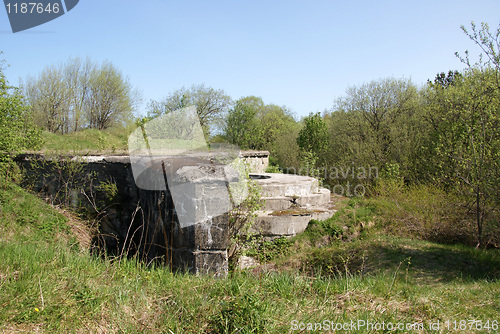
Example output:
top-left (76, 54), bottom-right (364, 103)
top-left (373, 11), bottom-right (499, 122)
top-left (1, 0), bottom-right (499, 119)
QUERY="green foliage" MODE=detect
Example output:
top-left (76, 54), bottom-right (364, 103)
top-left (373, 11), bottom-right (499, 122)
top-left (224, 96), bottom-right (300, 169)
top-left (297, 112), bottom-right (329, 163)
top-left (224, 96), bottom-right (262, 149)
top-left (22, 57), bottom-right (138, 133)
top-left (265, 165), bottom-right (282, 173)
top-left (148, 83), bottom-right (231, 138)
top-left (227, 161), bottom-right (265, 262)
top-left (97, 179), bottom-right (118, 203)
top-left (326, 78), bottom-right (421, 183)
top-left (0, 55), bottom-right (42, 179)
top-left (423, 68), bottom-right (500, 246)
top-left (88, 61), bottom-right (136, 130)
top-left (307, 218), bottom-right (343, 239)
top-left (297, 150), bottom-right (323, 185)
top-left (259, 104), bottom-right (298, 155)
top-left (429, 70), bottom-right (463, 88)
top-left (374, 163), bottom-right (404, 196)
top-left (245, 236), bottom-right (293, 263)
top-left (380, 163), bottom-right (401, 180)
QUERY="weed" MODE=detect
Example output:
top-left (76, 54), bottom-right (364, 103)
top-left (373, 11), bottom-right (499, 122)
top-left (265, 165), bottom-right (282, 173)
top-left (209, 293), bottom-right (268, 333)
top-left (97, 178), bottom-right (118, 203)
top-left (244, 236), bottom-right (293, 263)
top-left (227, 160), bottom-right (264, 266)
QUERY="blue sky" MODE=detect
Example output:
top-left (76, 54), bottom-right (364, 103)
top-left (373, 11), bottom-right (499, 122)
top-left (1, 0), bottom-right (499, 118)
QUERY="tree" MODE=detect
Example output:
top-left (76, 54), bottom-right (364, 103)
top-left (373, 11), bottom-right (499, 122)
top-left (64, 57), bottom-right (93, 132)
top-left (328, 78), bottom-right (421, 179)
top-left (224, 96), bottom-right (262, 149)
top-left (297, 112), bottom-right (329, 160)
top-left (23, 65), bottom-right (70, 133)
top-left (259, 104), bottom-right (297, 154)
top-left (424, 68), bottom-right (500, 247)
top-left (148, 84), bottom-right (231, 137)
top-left (427, 21), bottom-right (500, 247)
top-left (22, 57), bottom-right (137, 132)
top-left (224, 96), bottom-right (299, 169)
top-left (0, 54), bottom-right (41, 177)
top-left (429, 70), bottom-right (463, 89)
top-left (87, 62), bottom-right (135, 130)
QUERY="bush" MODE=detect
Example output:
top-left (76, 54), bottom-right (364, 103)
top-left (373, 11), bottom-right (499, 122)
top-left (0, 58), bottom-right (42, 179)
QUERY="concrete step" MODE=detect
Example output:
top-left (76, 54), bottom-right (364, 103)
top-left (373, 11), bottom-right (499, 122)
top-left (250, 205), bottom-right (336, 237)
top-left (250, 213), bottom-right (312, 237)
top-left (251, 173), bottom-right (319, 197)
top-left (248, 173), bottom-right (335, 238)
top-left (296, 188), bottom-right (331, 207)
top-left (260, 188), bottom-right (331, 211)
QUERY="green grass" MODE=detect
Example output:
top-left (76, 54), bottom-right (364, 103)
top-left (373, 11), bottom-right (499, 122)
top-left (1, 180), bottom-right (499, 333)
top-left (36, 127), bottom-right (214, 155)
top-left (0, 181), bottom-right (70, 243)
top-left (39, 128), bottom-right (131, 154)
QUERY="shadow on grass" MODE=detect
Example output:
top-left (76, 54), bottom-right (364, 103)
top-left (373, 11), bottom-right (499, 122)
top-left (376, 242), bottom-right (500, 282)
top-left (307, 237), bottom-right (500, 283)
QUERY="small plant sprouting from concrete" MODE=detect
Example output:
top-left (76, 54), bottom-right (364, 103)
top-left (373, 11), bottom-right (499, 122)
top-left (97, 179), bottom-right (118, 203)
top-left (227, 161), bottom-right (265, 265)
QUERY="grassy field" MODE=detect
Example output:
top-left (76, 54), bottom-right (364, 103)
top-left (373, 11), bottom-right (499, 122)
top-left (38, 128), bottom-right (215, 156)
top-left (39, 128), bottom-right (131, 154)
top-left (1, 179), bottom-right (499, 333)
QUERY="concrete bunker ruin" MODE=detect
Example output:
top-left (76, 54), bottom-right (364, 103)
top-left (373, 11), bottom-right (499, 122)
top-left (18, 151), bottom-right (336, 276)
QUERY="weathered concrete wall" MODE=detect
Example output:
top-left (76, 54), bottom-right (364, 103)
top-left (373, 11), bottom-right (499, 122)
top-left (242, 150), bottom-right (269, 173)
top-left (17, 155), bottom-right (229, 275)
top-left (16, 151), bottom-right (270, 276)
top-left (17, 154), bottom-right (139, 256)
top-left (134, 158), bottom-right (233, 276)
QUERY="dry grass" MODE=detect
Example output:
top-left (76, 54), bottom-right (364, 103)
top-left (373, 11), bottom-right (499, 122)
top-left (55, 207), bottom-right (92, 252)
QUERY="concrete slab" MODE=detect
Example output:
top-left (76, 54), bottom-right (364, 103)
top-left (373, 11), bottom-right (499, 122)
top-left (251, 213), bottom-right (312, 236)
top-left (251, 173), bottom-right (319, 197)
top-left (260, 196), bottom-right (295, 211)
top-left (250, 206), bottom-right (337, 237)
top-left (296, 188), bottom-right (331, 207)
top-left (260, 188), bottom-right (330, 211)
